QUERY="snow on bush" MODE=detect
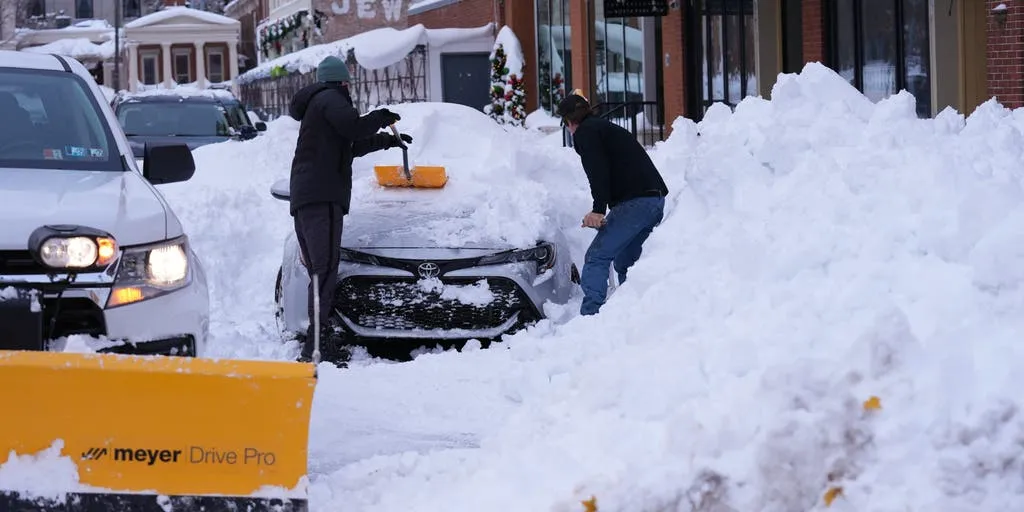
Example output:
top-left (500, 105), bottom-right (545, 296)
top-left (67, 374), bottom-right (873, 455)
top-left (484, 26), bottom-right (526, 127)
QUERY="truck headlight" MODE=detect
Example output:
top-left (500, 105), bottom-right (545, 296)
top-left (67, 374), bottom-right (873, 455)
top-left (28, 225), bottom-right (118, 271)
top-left (108, 236), bottom-right (191, 308)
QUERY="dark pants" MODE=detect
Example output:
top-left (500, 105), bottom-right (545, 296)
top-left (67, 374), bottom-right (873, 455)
top-left (293, 202), bottom-right (344, 338)
top-left (580, 195), bottom-right (665, 316)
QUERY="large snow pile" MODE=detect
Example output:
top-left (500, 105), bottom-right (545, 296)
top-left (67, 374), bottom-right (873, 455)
top-left (298, 62), bottom-right (1024, 510)
top-left (238, 23), bottom-right (494, 81)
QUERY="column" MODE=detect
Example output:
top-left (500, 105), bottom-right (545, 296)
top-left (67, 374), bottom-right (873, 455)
top-left (228, 40), bottom-right (239, 85)
top-left (504, 1), bottom-right (537, 112)
top-left (660, 6), bottom-right (685, 129)
top-left (161, 42), bottom-right (172, 88)
top-left (194, 41), bottom-right (206, 88)
top-left (568, 0), bottom-right (594, 99)
top-left (128, 44), bottom-right (139, 92)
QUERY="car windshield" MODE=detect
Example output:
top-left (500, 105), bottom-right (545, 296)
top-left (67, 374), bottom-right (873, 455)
top-left (223, 103), bottom-right (252, 128)
top-left (0, 68), bottom-right (121, 171)
top-left (116, 101), bottom-right (233, 137)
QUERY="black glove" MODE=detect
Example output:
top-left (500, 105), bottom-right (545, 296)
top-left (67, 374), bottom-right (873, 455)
top-left (388, 133), bottom-right (413, 148)
top-left (371, 108), bottom-right (401, 129)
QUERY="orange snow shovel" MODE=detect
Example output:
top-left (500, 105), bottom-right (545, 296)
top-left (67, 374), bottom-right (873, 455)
top-left (373, 124), bottom-right (448, 188)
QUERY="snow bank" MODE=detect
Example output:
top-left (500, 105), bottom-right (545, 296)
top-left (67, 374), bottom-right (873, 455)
top-left (299, 62), bottom-right (1024, 510)
top-left (237, 23), bottom-right (494, 82)
top-left (143, 60), bottom-right (1024, 511)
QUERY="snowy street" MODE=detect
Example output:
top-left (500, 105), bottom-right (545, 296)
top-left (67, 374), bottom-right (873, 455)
top-left (6, 61), bottom-right (1024, 511)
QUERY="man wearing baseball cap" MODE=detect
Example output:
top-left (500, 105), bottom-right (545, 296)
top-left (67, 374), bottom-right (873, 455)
top-left (556, 90), bottom-right (668, 316)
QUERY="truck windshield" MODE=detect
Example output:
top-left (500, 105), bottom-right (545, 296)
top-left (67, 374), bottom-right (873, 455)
top-left (0, 68), bottom-right (122, 171)
top-left (116, 102), bottom-right (233, 137)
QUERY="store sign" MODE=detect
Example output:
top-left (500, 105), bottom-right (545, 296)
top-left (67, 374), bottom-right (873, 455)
top-left (604, 0), bottom-right (669, 17)
top-left (330, 0), bottom-right (405, 22)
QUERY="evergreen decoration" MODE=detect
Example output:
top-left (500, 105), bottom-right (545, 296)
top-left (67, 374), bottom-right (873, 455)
top-left (485, 44), bottom-right (507, 122)
top-left (259, 10), bottom-right (328, 59)
top-left (484, 41), bottom-right (527, 127)
top-left (506, 73), bottom-right (526, 125)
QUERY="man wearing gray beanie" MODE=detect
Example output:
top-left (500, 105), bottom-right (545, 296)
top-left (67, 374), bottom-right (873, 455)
top-left (287, 55), bottom-right (412, 365)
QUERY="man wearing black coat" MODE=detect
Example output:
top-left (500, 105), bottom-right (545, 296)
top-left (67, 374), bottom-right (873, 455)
top-left (557, 91), bottom-right (668, 316)
top-left (287, 55), bottom-right (412, 363)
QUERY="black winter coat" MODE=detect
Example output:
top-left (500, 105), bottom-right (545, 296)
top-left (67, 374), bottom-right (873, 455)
top-left (287, 83), bottom-right (395, 215)
top-left (571, 114), bottom-right (669, 214)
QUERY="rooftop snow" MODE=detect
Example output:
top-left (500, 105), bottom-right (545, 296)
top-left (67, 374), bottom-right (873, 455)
top-left (124, 6), bottom-right (239, 29)
top-left (119, 84), bottom-right (237, 100)
top-left (236, 23), bottom-right (494, 82)
top-left (20, 38), bottom-right (115, 60)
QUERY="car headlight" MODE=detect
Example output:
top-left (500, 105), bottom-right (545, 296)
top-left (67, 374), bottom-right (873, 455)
top-left (107, 236), bottom-right (191, 308)
top-left (477, 242), bottom-right (556, 271)
top-left (336, 248), bottom-right (382, 266)
top-left (28, 225), bottom-right (118, 271)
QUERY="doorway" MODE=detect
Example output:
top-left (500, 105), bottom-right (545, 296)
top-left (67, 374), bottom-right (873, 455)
top-left (440, 53), bottom-right (491, 112)
top-left (685, 0), bottom-right (758, 120)
top-left (959, 0), bottom-right (988, 116)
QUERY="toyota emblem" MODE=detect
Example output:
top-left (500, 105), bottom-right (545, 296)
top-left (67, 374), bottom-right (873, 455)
top-left (417, 262), bottom-right (440, 278)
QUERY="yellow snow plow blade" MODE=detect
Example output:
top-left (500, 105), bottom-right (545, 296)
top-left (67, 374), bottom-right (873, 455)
top-left (0, 350), bottom-right (316, 508)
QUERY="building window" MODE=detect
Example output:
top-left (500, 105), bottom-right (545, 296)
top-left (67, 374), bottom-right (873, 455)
top-left (593, 11), bottom-right (646, 105)
top-left (172, 47), bottom-right (192, 84)
top-left (781, 0), bottom-right (803, 74)
top-left (207, 48), bottom-right (225, 83)
top-left (699, 0), bottom-right (756, 111)
top-left (141, 50), bottom-right (159, 85)
top-left (76, 0), bottom-right (93, 18)
top-left (124, 0), bottom-right (141, 19)
top-left (827, 0), bottom-right (931, 117)
top-left (535, 0), bottom-right (571, 114)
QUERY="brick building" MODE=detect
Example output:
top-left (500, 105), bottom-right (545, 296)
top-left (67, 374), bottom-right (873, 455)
top-left (409, 0), bottom-right (1022, 139)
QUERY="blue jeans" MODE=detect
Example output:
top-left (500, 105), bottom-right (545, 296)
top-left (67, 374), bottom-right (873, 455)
top-left (580, 195), bottom-right (665, 316)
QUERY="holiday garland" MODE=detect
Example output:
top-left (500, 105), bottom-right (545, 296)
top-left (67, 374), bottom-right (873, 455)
top-left (259, 10), bottom-right (327, 58)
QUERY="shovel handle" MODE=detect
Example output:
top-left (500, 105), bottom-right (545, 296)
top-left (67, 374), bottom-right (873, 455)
top-left (388, 123), bottom-right (411, 180)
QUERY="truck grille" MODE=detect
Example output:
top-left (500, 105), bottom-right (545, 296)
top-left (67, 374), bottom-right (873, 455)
top-left (336, 276), bottom-right (536, 332)
top-left (0, 250), bottom-right (47, 275)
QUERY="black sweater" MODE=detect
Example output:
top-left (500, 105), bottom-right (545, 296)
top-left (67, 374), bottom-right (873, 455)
top-left (571, 115), bottom-right (668, 214)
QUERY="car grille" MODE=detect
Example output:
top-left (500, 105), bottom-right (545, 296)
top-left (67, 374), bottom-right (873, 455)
top-left (336, 276), bottom-right (536, 332)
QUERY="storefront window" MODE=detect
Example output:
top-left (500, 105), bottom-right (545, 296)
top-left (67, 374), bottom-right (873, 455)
top-left (828, 0), bottom-right (931, 117)
top-left (691, 0), bottom-right (756, 114)
top-left (536, 0), bottom-right (572, 114)
top-left (594, 0), bottom-right (645, 104)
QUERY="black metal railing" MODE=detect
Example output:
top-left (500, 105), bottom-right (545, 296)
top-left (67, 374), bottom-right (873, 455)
top-left (562, 101), bottom-right (666, 148)
top-left (237, 45), bottom-right (429, 120)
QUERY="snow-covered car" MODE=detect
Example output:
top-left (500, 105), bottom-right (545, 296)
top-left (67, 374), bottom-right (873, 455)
top-left (111, 89), bottom-right (266, 163)
top-left (0, 51), bottom-right (210, 357)
top-left (270, 181), bottom-right (580, 347)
